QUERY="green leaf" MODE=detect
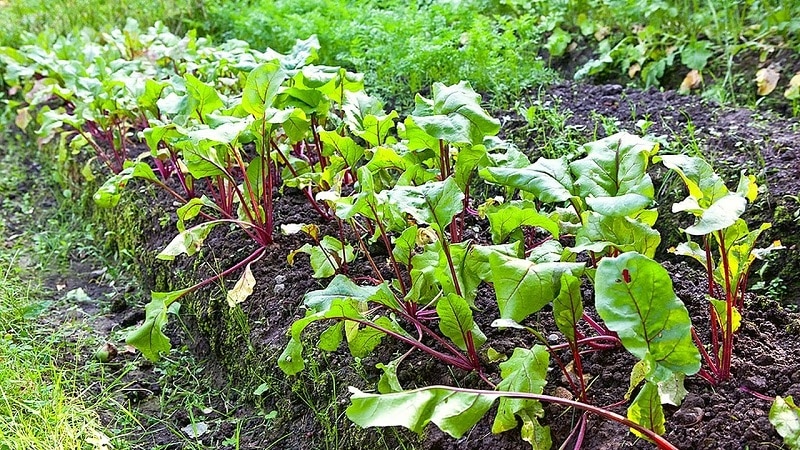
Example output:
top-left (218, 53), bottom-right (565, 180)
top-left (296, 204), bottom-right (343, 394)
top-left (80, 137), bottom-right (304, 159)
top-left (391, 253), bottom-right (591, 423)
top-left (353, 110), bottom-right (399, 147)
top-left (387, 178), bottom-right (464, 232)
top-left (346, 386), bottom-right (498, 438)
top-left (569, 132), bottom-right (658, 217)
top-left (595, 253), bottom-right (701, 382)
top-left (492, 347), bottom-right (549, 435)
top-left (126, 288), bottom-right (189, 361)
top-left (572, 212), bottom-right (661, 258)
top-left (376, 359), bottom-right (403, 394)
top-left (410, 81), bottom-right (500, 146)
top-left (303, 275), bottom-right (382, 312)
top-left (552, 274), bottom-right (583, 342)
top-left (319, 130), bottom-right (364, 169)
top-left (318, 322), bottom-right (344, 352)
top-left (436, 293), bottom-right (485, 352)
top-left (659, 154), bottom-right (729, 208)
top-left (490, 253), bottom-right (584, 322)
top-left (486, 201), bottom-right (560, 244)
top-left (709, 298), bottom-right (742, 334)
top-left (156, 222), bottom-right (219, 261)
top-left (681, 41), bottom-right (713, 71)
top-left (92, 162), bottom-right (157, 208)
top-left (185, 74), bottom-right (224, 120)
top-left (628, 381), bottom-right (666, 440)
top-left (392, 226), bottom-right (419, 269)
top-left (770, 396), bottom-right (800, 448)
top-left (545, 27), bottom-right (572, 57)
top-left (242, 60), bottom-right (287, 117)
top-left (288, 236), bottom-right (355, 278)
top-left (683, 194), bottom-right (747, 235)
top-left (482, 157), bottom-right (574, 204)
top-left (346, 317), bottom-right (389, 358)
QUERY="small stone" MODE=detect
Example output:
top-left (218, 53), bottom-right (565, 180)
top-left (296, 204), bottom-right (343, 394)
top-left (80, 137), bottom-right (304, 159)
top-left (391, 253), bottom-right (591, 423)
top-left (275, 275), bottom-right (286, 284)
top-left (754, 354), bottom-right (774, 366)
top-left (673, 406), bottom-right (703, 425)
top-left (743, 375), bottom-right (767, 391)
top-left (547, 333), bottom-right (560, 342)
top-left (274, 283), bottom-right (285, 294)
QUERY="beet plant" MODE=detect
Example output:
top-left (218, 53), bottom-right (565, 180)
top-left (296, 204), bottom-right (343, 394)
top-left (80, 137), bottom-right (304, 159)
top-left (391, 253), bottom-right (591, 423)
top-left (661, 154), bottom-right (782, 384)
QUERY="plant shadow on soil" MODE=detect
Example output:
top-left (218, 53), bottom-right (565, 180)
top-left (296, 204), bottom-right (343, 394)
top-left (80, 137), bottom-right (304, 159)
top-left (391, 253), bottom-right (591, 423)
top-left (16, 79), bottom-right (800, 449)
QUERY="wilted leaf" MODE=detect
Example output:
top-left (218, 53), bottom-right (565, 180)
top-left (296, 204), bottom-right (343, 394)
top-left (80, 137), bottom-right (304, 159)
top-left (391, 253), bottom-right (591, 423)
top-left (785, 73), bottom-right (800, 100)
top-left (679, 70), bottom-right (703, 94)
top-left (756, 68), bottom-right (780, 96)
top-left (226, 264), bottom-right (256, 307)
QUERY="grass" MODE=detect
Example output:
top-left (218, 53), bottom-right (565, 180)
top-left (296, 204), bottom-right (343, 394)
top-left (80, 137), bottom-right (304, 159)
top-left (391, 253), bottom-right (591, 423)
top-left (0, 254), bottom-right (118, 450)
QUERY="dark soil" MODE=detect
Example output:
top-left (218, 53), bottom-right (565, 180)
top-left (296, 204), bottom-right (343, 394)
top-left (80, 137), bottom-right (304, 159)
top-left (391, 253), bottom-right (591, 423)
top-left (7, 78), bottom-right (800, 449)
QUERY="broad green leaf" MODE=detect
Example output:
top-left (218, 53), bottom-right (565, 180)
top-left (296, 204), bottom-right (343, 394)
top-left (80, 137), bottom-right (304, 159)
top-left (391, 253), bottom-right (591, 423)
top-left (595, 253), bottom-right (701, 382)
top-left (683, 194), bottom-right (747, 235)
top-left (410, 81), bottom-right (500, 146)
top-left (387, 178), bottom-right (464, 232)
top-left (770, 396), bottom-right (800, 448)
top-left (681, 41), bottom-right (713, 71)
top-left (226, 263), bottom-right (256, 307)
top-left (354, 111), bottom-right (399, 146)
top-left (318, 322), bottom-right (344, 352)
top-left (528, 240), bottom-right (567, 264)
top-left (242, 60), bottom-right (287, 117)
top-left (185, 74), bottom-right (224, 120)
top-left (669, 241), bottom-right (710, 270)
top-left (347, 386), bottom-right (498, 438)
top-left (346, 317), bottom-right (390, 358)
top-left (453, 145), bottom-right (488, 191)
top-left (626, 360), bottom-right (649, 401)
top-left (659, 154), bottom-right (729, 207)
top-left (628, 381), bottom-right (666, 440)
top-left (126, 288), bottom-right (189, 361)
top-left (482, 157), bottom-right (574, 204)
top-left (157, 221), bottom-right (219, 261)
top-left (303, 275), bottom-right (382, 312)
top-left (436, 293), bottom-right (485, 352)
top-left (319, 130), bottom-right (364, 169)
top-left (486, 201), bottom-right (560, 244)
top-left (569, 132), bottom-right (658, 217)
top-left (572, 212), bottom-right (661, 258)
top-left (176, 197), bottom-right (213, 232)
top-left (392, 226), bottom-right (419, 269)
top-left (490, 253), bottom-right (584, 322)
top-left (552, 274), bottom-right (583, 342)
top-left (492, 346), bottom-right (549, 435)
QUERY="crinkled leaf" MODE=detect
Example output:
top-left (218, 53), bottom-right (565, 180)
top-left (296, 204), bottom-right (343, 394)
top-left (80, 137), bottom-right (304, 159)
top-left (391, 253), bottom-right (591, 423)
top-left (595, 253), bottom-right (701, 382)
top-left (492, 346), bottom-right (549, 434)
top-left (569, 132), bottom-right (658, 217)
top-left (572, 212), bottom-right (661, 258)
top-left (347, 386), bottom-right (498, 438)
top-left (387, 178), bottom-right (464, 232)
top-left (770, 396), bottom-right (800, 448)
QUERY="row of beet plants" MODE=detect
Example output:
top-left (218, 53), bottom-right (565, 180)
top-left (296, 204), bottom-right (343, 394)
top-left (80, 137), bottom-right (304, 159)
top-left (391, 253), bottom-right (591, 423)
top-left (1, 23), bottom-right (797, 449)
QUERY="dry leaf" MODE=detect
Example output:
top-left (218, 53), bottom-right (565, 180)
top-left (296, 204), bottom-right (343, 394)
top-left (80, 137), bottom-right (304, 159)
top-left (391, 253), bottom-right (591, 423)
top-left (226, 263), bottom-right (256, 307)
top-left (679, 69), bottom-right (703, 94)
top-left (628, 63), bottom-right (641, 78)
top-left (594, 26), bottom-right (610, 41)
top-left (755, 67), bottom-right (780, 96)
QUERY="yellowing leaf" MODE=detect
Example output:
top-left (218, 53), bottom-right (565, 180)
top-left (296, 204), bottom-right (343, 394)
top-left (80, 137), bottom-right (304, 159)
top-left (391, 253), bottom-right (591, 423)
top-left (628, 63), bottom-right (641, 79)
top-left (226, 263), bottom-right (256, 307)
top-left (785, 72), bottom-right (800, 100)
top-left (756, 68), bottom-right (780, 96)
top-left (679, 70), bottom-right (703, 94)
